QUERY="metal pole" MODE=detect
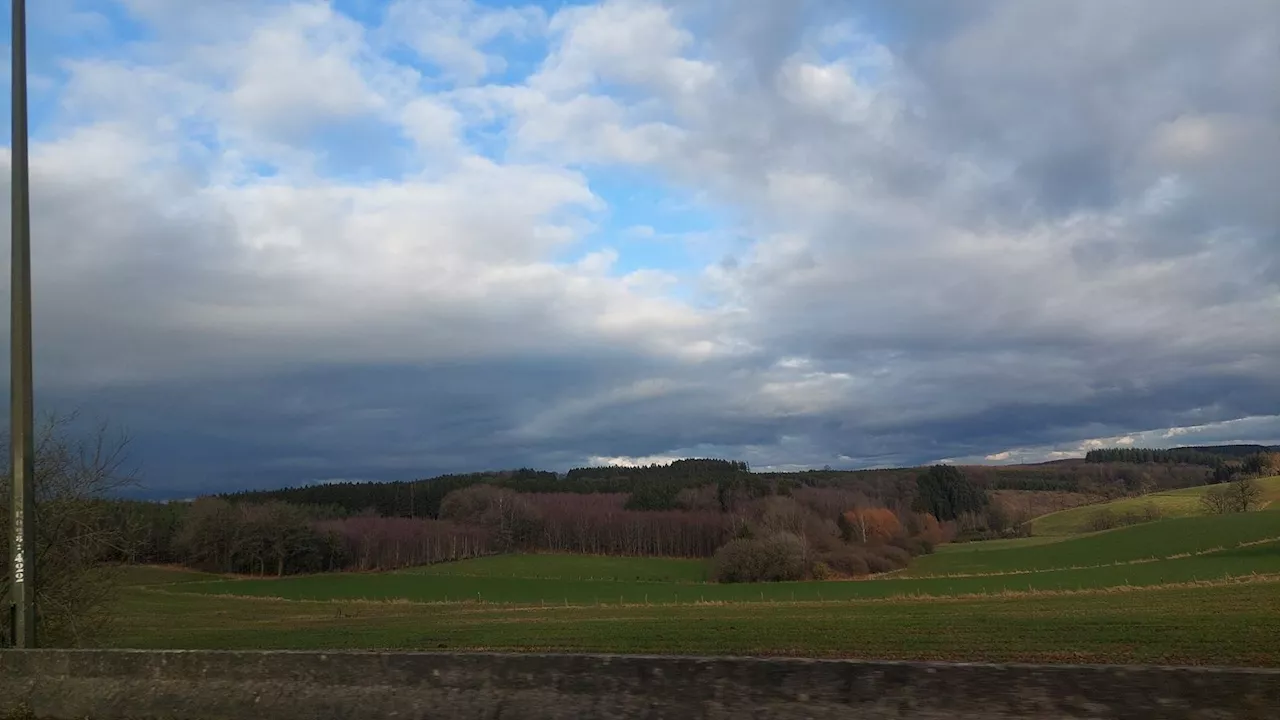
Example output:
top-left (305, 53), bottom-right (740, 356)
top-left (10, 0), bottom-right (36, 648)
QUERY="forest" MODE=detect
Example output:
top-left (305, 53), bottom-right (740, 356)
top-left (92, 461), bottom-right (1010, 582)
top-left (85, 452), bottom-right (1240, 584)
top-left (1085, 447), bottom-right (1280, 483)
top-left (1084, 446), bottom-right (1279, 466)
top-left (224, 456), bottom-right (1216, 518)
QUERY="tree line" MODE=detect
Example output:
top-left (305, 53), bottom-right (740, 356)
top-left (1085, 446), bottom-right (1280, 470)
top-left (224, 456), bottom-right (1220, 522)
top-left (95, 458), bottom-right (1183, 581)
top-left (93, 461), bottom-right (1001, 583)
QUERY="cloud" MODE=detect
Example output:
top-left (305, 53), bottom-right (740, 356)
top-left (588, 454), bottom-right (687, 468)
top-left (956, 415), bottom-right (1280, 466)
top-left (226, 4), bottom-right (388, 135)
top-left (1, 0), bottom-right (1277, 496)
top-left (384, 0), bottom-right (547, 84)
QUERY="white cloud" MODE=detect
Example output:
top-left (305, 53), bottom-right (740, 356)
top-left (536, 0), bottom-right (714, 98)
top-left (588, 454), bottom-right (687, 468)
top-left (960, 416), bottom-right (1280, 466)
top-left (385, 0), bottom-right (547, 83)
top-left (475, 85), bottom-right (686, 165)
top-left (227, 4), bottom-right (386, 134)
top-left (399, 97), bottom-right (465, 161)
top-left (5, 0), bottom-right (1279, 489)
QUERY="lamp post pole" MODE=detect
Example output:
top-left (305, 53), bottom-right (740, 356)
top-left (10, 0), bottom-right (36, 649)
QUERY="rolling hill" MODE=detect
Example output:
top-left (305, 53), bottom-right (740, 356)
top-left (1028, 476), bottom-right (1280, 536)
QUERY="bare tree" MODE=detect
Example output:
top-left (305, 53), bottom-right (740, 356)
top-left (1231, 478), bottom-right (1264, 512)
top-left (439, 485), bottom-right (541, 551)
top-left (1, 412), bottom-right (138, 647)
top-left (1201, 479), bottom-right (1262, 515)
top-left (1200, 485), bottom-right (1235, 515)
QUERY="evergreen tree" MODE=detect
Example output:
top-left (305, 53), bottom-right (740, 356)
top-left (911, 465), bottom-right (988, 521)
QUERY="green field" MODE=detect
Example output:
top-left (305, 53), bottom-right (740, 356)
top-left (402, 553), bottom-right (710, 583)
top-left (153, 543), bottom-right (1280, 605)
top-left (152, 510), bottom-right (1280, 605)
top-left (907, 510), bottom-right (1280, 576)
top-left (110, 567), bottom-right (1280, 666)
top-left (104, 511), bottom-right (1280, 665)
top-left (934, 535), bottom-right (1065, 553)
top-left (1029, 476), bottom-right (1280, 536)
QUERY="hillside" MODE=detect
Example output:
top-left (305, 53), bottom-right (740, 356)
top-left (1029, 476), bottom-right (1280, 536)
top-left (907, 510), bottom-right (1280, 577)
top-left (106, 494), bottom-right (1280, 666)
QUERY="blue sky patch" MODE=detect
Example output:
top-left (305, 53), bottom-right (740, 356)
top-left (565, 166), bottom-right (729, 278)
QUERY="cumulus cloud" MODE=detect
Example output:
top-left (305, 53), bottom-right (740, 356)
top-left (2, 0), bottom-right (1277, 496)
top-left (384, 0), bottom-right (547, 84)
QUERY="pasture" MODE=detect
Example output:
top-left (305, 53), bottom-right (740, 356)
top-left (905, 510), bottom-right (1280, 576)
top-left (104, 510), bottom-right (1280, 666)
top-left (1029, 476), bottom-right (1280, 536)
top-left (154, 510), bottom-right (1280, 604)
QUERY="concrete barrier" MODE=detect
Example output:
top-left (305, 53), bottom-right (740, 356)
top-left (0, 650), bottom-right (1276, 719)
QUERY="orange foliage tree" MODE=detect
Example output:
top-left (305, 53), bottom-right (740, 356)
top-left (841, 507), bottom-right (902, 544)
top-left (912, 512), bottom-right (945, 546)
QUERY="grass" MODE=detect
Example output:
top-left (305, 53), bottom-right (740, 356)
top-left (98, 512), bottom-right (1280, 666)
top-left (1029, 476), bottom-right (1280, 536)
top-left (906, 510), bottom-right (1280, 577)
top-left (118, 565), bottom-right (224, 587)
top-left (158, 541), bottom-right (1280, 605)
top-left (106, 575), bottom-right (1280, 667)
top-left (934, 536), bottom-right (1065, 553)
top-left (401, 553), bottom-right (709, 583)
top-left (160, 512), bottom-right (1280, 605)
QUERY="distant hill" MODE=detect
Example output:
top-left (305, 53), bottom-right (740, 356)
top-left (224, 457), bottom-right (1214, 519)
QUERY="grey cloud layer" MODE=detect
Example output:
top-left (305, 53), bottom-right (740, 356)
top-left (4, 0), bottom-right (1278, 495)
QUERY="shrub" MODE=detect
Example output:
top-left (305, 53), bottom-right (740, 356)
top-left (712, 532), bottom-right (808, 583)
top-left (889, 535), bottom-right (932, 557)
top-left (810, 560), bottom-right (834, 580)
top-left (1087, 509), bottom-right (1118, 532)
top-left (710, 540), bottom-right (758, 583)
top-left (875, 544), bottom-right (912, 567)
top-left (817, 547), bottom-right (871, 577)
top-left (862, 549), bottom-right (904, 574)
top-left (757, 532), bottom-right (809, 581)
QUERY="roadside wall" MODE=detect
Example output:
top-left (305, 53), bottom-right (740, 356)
top-left (1, 649), bottom-right (1277, 719)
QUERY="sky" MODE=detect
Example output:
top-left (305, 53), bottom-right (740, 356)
top-left (0, 0), bottom-right (1278, 498)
